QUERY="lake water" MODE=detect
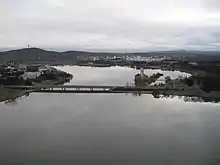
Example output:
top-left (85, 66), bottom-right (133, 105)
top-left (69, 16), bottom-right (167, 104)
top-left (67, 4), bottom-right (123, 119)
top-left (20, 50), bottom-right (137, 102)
top-left (0, 66), bottom-right (220, 165)
top-left (56, 65), bottom-right (191, 85)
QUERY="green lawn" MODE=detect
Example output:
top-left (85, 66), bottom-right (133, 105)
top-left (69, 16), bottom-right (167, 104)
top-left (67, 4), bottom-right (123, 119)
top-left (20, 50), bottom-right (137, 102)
top-left (0, 88), bottom-right (25, 102)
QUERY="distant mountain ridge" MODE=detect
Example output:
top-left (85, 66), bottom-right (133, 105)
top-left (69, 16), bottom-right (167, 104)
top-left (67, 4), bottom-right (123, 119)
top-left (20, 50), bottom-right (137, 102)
top-left (0, 48), bottom-right (220, 64)
top-left (0, 48), bottom-right (78, 63)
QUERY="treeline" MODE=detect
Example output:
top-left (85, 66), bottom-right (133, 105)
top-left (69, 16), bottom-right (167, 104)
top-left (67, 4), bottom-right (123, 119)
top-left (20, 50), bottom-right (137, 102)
top-left (33, 70), bottom-right (73, 84)
top-left (0, 68), bottom-right (32, 85)
top-left (177, 60), bottom-right (220, 92)
top-left (184, 75), bottom-right (220, 92)
top-left (178, 61), bottom-right (220, 75)
top-left (135, 73), bottom-right (163, 87)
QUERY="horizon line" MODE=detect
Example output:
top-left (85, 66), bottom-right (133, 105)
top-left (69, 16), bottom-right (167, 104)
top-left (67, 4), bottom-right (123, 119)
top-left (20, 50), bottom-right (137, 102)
top-left (1, 47), bottom-right (220, 54)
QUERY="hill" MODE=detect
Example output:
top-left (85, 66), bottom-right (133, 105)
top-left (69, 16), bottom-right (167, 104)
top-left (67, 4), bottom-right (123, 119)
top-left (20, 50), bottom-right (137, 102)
top-left (0, 48), bottom-right (220, 64)
top-left (0, 48), bottom-right (77, 64)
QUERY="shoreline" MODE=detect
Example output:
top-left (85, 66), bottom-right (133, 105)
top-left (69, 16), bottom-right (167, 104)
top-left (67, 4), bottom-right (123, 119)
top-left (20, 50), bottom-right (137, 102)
top-left (0, 89), bottom-right (29, 103)
top-left (0, 69), bottom-right (73, 103)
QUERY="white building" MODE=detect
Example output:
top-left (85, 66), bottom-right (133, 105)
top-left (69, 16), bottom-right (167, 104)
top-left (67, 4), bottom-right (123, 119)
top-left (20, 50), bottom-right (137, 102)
top-left (22, 72), bottom-right (41, 80)
top-left (39, 65), bottom-right (54, 73)
top-left (18, 64), bottom-right (27, 71)
top-left (188, 62), bottom-right (198, 66)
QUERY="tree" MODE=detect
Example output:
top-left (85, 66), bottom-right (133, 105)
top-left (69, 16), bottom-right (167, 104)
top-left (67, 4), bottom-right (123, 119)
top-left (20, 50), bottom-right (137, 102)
top-left (165, 76), bottom-right (171, 84)
top-left (185, 78), bottom-right (194, 87)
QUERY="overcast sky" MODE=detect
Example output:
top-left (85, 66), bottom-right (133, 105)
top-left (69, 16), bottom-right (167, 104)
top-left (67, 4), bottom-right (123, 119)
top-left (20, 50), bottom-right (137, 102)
top-left (1, 0), bottom-right (220, 52)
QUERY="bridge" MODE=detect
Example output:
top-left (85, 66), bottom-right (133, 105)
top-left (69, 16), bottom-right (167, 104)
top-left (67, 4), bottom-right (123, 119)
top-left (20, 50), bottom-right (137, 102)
top-left (4, 85), bottom-right (188, 94)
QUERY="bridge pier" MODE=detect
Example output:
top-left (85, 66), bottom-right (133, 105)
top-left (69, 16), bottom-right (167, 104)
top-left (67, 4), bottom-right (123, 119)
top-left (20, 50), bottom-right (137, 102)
top-left (61, 88), bottom-right (66, 91)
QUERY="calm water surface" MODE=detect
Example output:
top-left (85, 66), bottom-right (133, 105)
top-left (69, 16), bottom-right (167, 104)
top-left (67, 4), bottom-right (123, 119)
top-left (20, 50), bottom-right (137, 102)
top-left (0, 66), bottom-right (220, 165)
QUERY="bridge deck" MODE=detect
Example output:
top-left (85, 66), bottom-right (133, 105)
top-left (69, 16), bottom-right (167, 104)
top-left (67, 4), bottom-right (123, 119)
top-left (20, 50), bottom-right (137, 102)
top-left (33, 90), bottom-right (154, 94)
top-left (2, 85), bottom-right (195, 97)
top-left (4, 85), bottom-right (189, 93)
top-left (5, 85), bottom-right (121, 89)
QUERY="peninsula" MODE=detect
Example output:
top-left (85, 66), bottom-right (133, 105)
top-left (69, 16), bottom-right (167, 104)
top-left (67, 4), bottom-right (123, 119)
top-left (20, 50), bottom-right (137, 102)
top-left (0, 62), bottom-right (73, 102)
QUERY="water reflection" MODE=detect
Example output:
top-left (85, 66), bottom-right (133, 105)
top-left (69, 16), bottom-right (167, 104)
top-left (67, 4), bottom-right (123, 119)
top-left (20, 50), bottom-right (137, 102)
top-left (5, 91), bottom-right (220, 105)
top-left (154, 94), bottom-right (220, 104)
top-left (4, 98), bottom-right (18, 105)
top-left (3, 92), bottom-right (30, 105)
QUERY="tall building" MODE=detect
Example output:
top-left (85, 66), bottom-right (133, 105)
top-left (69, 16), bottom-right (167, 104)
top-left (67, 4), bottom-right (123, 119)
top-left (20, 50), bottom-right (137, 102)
top-left (140, 68), bottom-right (145, 77)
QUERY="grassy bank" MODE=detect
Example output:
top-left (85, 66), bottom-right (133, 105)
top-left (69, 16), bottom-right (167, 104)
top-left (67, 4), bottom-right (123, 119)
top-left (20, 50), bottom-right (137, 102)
top-left (0, 88), bottom-right (25, 103)
top-left (33, 69), bottom-right (73, 85)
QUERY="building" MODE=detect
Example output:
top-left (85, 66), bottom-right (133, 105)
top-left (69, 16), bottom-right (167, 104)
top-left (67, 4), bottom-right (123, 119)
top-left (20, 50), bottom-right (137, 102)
top-left (18, 64), bottom-right (27, 71)
top-left (39, 65), bottom-right (55, 73)
top-left (188, 62), bottom-right (198, 66)
top-left (27, 65), bottom-right (40, 72)
top-left (22, 72), bottom-right (41, 80)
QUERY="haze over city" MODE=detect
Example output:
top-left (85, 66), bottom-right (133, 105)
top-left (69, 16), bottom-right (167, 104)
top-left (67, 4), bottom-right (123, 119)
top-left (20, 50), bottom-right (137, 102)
top-left (1, 0), bottom-right (220, 52)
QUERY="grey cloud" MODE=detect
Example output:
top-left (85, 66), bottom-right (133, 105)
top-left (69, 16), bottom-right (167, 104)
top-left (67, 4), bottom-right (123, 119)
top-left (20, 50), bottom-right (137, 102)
top-left (204, 0), bottom-right (220, 11)
top-left (1, 0), bottom-right (220, 51)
